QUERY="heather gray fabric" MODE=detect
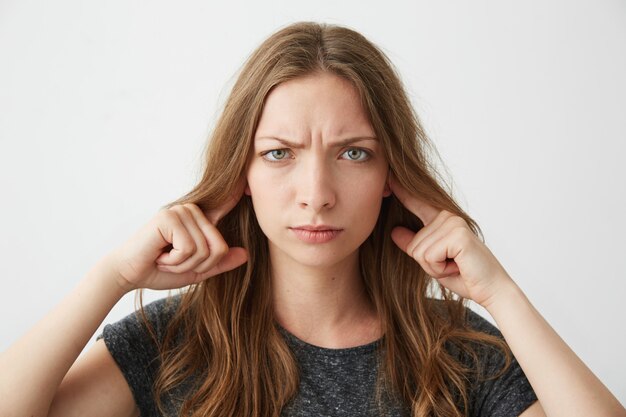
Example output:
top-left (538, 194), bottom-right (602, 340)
top-left (97, 295), bottom-right (537, 416)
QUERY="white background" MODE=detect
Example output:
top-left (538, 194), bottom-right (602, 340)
top-left (1, 0), bottom-right (624, 404)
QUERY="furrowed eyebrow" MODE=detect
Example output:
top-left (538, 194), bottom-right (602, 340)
top-left (255, 136), bottom-right (378, 148)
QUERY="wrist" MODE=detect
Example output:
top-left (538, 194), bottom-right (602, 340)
top-left (90, 254), bottom-right (136, 299)
top-left (480, 273), bottom-right (525, 312)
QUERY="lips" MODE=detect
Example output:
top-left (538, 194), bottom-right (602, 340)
top-left (289, 226), bottom-right (343, 243)
top-left (291, 225), bottom-right (342, 231)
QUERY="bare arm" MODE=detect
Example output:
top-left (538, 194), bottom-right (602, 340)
top-left (0, 197), bottom-right (249, 417)
top-left (485, 278), bottom-right (625, 417)
top-left (0, 255), bottom-right (131, 417)
top-left (386, 173), bottom-right (625, 416)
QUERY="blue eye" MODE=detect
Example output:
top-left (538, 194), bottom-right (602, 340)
top-left (342, 148), bottom-right (370, 161)
top-left (262, 149), bottom-right (291, 162)
top-left (260, 147), bottom-right (371, 163)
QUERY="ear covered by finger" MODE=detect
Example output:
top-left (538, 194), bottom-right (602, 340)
top-left (206, 176), bottom-right (249, 224)
top-left (387, 171), bottom-right (441, 227)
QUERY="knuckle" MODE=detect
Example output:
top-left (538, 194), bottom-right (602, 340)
top-left (423, 248), bottom-right (436, 264)
top-left (168, 204), bottom-right (185, 212)
top-left (158, 207), bottom-right (175, 220)
top-left (410, 244), bottom-right (424, 261)
top-left (193, 256), bottom-right (215, 274)
top-left (423, 267), bottom-right (436, 278)
top-left (451, 226), bottom-right (471, 243)
top-left (407, 240), bottom-right (418, 258)
top-left (195, 260), bottom-right (214, 274)
top-left (452, 216), bottom-right (468, 227)
top-left (179, 205), bottom-right (194, 217)
top-left (182, 203), bottom-right (198, 215)
top-left (180, 243), bottom-right (196, 256)
top-left (195, 242), bottom-right (210, 258)
top-left (212, 241), bottom-right (229, 258)
top-left (162, 207), bottom-right (183, 222)
top-left (163, 264), bottom-right (181, 273)
top-left (444, 214), bottom-right (465, 228)
top-left (170, 204), bottom-right (192, 218)
top-left (184, 203), bottom-right (202, 215)
top-left (192, 262), bottom-right (208, 273)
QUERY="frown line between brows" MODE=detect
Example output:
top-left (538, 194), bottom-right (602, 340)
top-left (255, 136), bottom-right (378, 149)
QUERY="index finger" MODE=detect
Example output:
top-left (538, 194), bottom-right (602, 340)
top-left (206, 175), bottom-right (247, 224)
top-left (388, 171), bottom-right (440, 226)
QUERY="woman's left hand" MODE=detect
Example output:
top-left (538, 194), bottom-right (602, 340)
top-left (388, 172), bottom-right (516, 308)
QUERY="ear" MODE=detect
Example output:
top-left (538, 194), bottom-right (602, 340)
top-left (244, 182), bottom-right (251, 196)
top-left (383, 184), bottom-right (392, 197)
top-left (383, 172), bottom-right (392, 197)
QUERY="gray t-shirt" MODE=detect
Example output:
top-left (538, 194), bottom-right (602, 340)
top-left (97, 295), bottom-right (537, 416)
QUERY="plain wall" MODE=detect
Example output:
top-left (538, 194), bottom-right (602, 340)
top-left (1, 0), bottom-right (624, 403)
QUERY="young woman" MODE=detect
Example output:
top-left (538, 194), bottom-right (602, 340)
top-left (0, 21), bottom-right (623, 417)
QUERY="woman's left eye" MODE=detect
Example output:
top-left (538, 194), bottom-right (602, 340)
top-left (342, 148), bottom-right (371, 162)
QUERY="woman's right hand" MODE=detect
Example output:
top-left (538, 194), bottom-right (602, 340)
top-left (107, 184), bottom-right (249, 293)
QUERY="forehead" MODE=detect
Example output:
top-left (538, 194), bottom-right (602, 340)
top-left (254, 72), bottom-right (374, 139)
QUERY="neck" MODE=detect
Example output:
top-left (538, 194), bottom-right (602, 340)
top-left (270, 246), bottom-right (381, 348)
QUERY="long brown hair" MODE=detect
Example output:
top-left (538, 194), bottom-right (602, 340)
top-left (136, 21), bottom-right (512, 417)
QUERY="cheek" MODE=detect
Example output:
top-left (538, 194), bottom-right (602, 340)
top-left (349, 170), bottom-right (387, 200)
top-left (246, 168), bottom-right (286, 213)
top-left (245, 164), bottom-right (267, 196)
top-left (349, 172), bottom-right (387, 216)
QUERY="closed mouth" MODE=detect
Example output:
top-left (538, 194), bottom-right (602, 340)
top-left (290, 225), bottom-right (342, 231)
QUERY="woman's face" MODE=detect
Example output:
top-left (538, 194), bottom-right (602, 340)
top-left (246, 71), bottom-right (391, 268)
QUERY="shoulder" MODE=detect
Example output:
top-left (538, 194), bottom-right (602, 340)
top-left (96, 293), bottom-right (183, 349)
top-left (92, 294), bottom-right (185, 417)
top-left (427, 299), bottom-right (538, 415)
top-left (138, 293), bottom-right (183, 328)
top-left (428, 298), bottom-right (501, 335)
top-left (427, 298), bottom-right (507, 364)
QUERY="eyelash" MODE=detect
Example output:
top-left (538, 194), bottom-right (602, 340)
top-left (260, 147), bottom-right (372, 163)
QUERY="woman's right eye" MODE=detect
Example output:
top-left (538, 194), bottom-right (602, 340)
top-left (261, 149), bottom-right (291, 162)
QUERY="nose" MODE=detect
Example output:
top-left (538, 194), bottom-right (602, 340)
top-left (295, 158), bottom-right (336, 212)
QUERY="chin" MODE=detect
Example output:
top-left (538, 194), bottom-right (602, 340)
top-left (283, 245), bottom-right (360, 268)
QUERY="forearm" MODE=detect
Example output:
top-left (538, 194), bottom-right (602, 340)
top-left (0, 255), bottom-right (129, 417)
top-left (484, 278), bottom-right (625, 417)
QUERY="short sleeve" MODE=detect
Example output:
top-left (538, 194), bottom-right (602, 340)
top-left (96, 295), bottom-right (180, 417)
top-left (464, 309), bottom-right (538, 417)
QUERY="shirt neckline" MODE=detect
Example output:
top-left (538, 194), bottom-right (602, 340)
top-left (275, 321), bottom-right (384, 356)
